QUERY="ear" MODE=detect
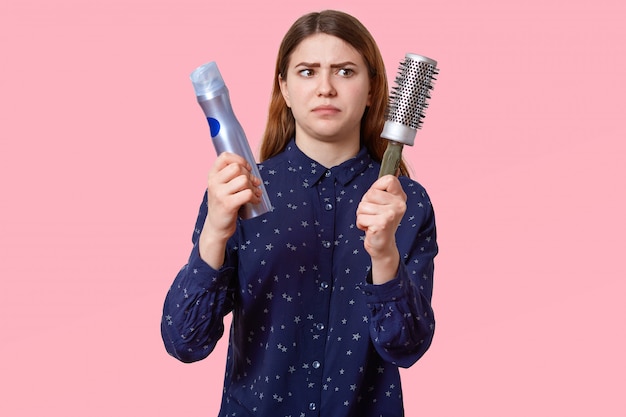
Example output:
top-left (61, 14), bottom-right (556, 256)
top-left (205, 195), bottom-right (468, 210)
top-left (278, 74), bottom-right (291, 108)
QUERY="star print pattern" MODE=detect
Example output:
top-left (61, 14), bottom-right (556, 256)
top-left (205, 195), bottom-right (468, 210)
top-left (162, 140), bottom-right (437, 417)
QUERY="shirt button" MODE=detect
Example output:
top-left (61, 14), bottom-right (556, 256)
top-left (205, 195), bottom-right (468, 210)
top-left (309, 402), bottom-right (317, 410)
top-left (325, 170), bottom-right (331, 177)
top-left (320, 281), bottom-right (329, 289)
top-left (316, 323), bottom-right (325, 331)
top-left (312, 360), bottom-right (321, 369)
top-left (324, 203), bottom-right (333, 211)
top-left (322, 241), bottom-right (331, 249)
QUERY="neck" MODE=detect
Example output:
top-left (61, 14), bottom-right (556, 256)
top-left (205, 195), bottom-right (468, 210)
top-left (294, 135), bottom-right (360, 168)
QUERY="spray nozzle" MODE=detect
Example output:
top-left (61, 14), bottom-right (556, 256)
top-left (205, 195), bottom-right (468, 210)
top-left (190, 61), bottom-right (226, 98)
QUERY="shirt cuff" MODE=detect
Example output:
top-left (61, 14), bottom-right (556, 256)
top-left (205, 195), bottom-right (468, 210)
top-left (360, 265), bottom-right (410, 304)
top-left (187, 243), bottom-right (235, 289)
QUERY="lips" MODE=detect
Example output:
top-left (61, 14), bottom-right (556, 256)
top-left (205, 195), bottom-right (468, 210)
top-left (312, 104), bottom-right (340, 115)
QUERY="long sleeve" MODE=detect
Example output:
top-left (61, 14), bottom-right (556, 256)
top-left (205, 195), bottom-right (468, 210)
top-left (361, 180), bottom-right (437, 368)
top-left (159, 142), bottom-right (438, 417)
top-left (161, 193), bottom-right (237, 363)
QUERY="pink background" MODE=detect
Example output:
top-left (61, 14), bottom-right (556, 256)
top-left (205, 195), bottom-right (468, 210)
top-left (1, 0), bottom-right (624, 415)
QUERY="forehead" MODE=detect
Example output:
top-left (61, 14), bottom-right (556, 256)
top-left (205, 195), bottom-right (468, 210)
top-left (288, 33), bottom-right (365, 66)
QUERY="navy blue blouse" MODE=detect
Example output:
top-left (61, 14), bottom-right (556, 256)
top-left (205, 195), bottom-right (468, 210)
top-left (162, 140), bottom-right (437, 417)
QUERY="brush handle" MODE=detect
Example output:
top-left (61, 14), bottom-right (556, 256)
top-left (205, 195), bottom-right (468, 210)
top-left (378, 141), bottom-right (404, 178)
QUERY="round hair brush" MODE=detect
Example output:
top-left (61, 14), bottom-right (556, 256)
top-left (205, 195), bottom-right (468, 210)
top-left (378, 53), bottom-right (439, 178)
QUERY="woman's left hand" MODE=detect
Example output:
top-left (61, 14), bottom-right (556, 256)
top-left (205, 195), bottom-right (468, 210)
top-left (356, 175), bottom-right (407, 284)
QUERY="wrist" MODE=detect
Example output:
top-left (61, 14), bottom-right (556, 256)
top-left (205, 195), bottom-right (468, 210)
top-left (370, 250), bottom-right (400, 285)
top-left (198, 227), bottom-right (229, 269)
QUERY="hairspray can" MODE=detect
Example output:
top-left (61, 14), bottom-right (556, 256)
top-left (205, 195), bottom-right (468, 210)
top-left (190, 62), bottom-right (272, 219)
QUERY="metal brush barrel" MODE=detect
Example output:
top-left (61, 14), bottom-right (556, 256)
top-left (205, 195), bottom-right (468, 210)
top-left (381, 53), bottom-right (438, 146)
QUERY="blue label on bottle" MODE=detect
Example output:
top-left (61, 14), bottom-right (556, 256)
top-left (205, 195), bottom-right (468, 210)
top-left (207, 117), bottom-right (221, 137)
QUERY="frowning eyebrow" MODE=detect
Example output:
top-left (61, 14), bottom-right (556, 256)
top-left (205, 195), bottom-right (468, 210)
top-left (293, 61), bottom-right (358, 68)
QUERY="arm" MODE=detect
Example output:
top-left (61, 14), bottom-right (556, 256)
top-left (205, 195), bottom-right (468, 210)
top-left (161, 152), bottom-right (263, 363)
top-left (356, 175), bottom-right (406, 285)
top-left (357, 177), bottom-right (437, 367)
top-left (160, 193), bottom-right (237, 363)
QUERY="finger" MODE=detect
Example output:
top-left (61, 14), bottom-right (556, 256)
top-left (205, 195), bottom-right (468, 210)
top-left (216, 152), bottom-right (251, 169)
top-left (371, 175), bottom-right (406, 196)
top-left (361, 188), bottom-right (406, 209)
top-left (223, 172), bottom-right (262, 198)
top-left (355, 212), bottom-right (375, 231)
top-left (208, 159), bottom-right (260, 198)
top-left (356, 203), bottom-right (396, 228)
top-left (360, 189), bottom-right (390, 206)
top-left (356, 200), bottom-right (381, 216)
top-left (210, 153), bottom-right (252, 179)
top-left (221, 187), bottom-right (261, 210)
top-left (384, 177), bottom-right (405, 197)
top-left (218, 162), bottom-right (254, 183)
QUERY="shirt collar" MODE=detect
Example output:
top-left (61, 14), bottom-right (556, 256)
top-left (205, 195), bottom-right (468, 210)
top-left (284, 139), bottom-right (373, 186)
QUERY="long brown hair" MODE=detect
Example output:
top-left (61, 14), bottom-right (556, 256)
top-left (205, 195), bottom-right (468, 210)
top-left (259, 10), bottom-right (409, 176)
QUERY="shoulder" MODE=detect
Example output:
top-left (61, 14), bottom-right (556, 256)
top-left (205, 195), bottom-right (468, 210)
top-left (256, 150), bottom-right (302, 194)
top-left (258, 146), bottom-right (290, 170)
top-left (257, 151), bottom-right (290, 179)
top-left (399, 176), bottom-right (428, 195)
top-left (399, 176), bottom-right (436, 212)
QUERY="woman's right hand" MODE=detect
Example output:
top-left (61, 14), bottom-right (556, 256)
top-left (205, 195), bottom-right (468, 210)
top-left (198, 152), bottom-right (263, 268)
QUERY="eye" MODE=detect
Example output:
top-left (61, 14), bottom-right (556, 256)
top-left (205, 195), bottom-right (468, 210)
top-left (337, 68), bottom-right (354, 77)
top-left (298, 68), bottom-right (314, 77)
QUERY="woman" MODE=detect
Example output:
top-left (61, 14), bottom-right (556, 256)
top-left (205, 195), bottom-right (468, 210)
top-left (162, 10), bottom-right (437, 417)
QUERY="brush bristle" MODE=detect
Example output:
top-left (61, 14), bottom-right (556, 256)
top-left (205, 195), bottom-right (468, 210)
top-left (386, 55), bottom-right (438, 130)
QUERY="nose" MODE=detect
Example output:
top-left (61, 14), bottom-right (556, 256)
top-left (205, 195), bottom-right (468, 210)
top-left (317, 72), bottom-right (336, 97)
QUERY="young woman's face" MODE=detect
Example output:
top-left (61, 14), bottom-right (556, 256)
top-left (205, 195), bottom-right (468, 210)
top-left (279, 33), bottom-right (371, 145)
